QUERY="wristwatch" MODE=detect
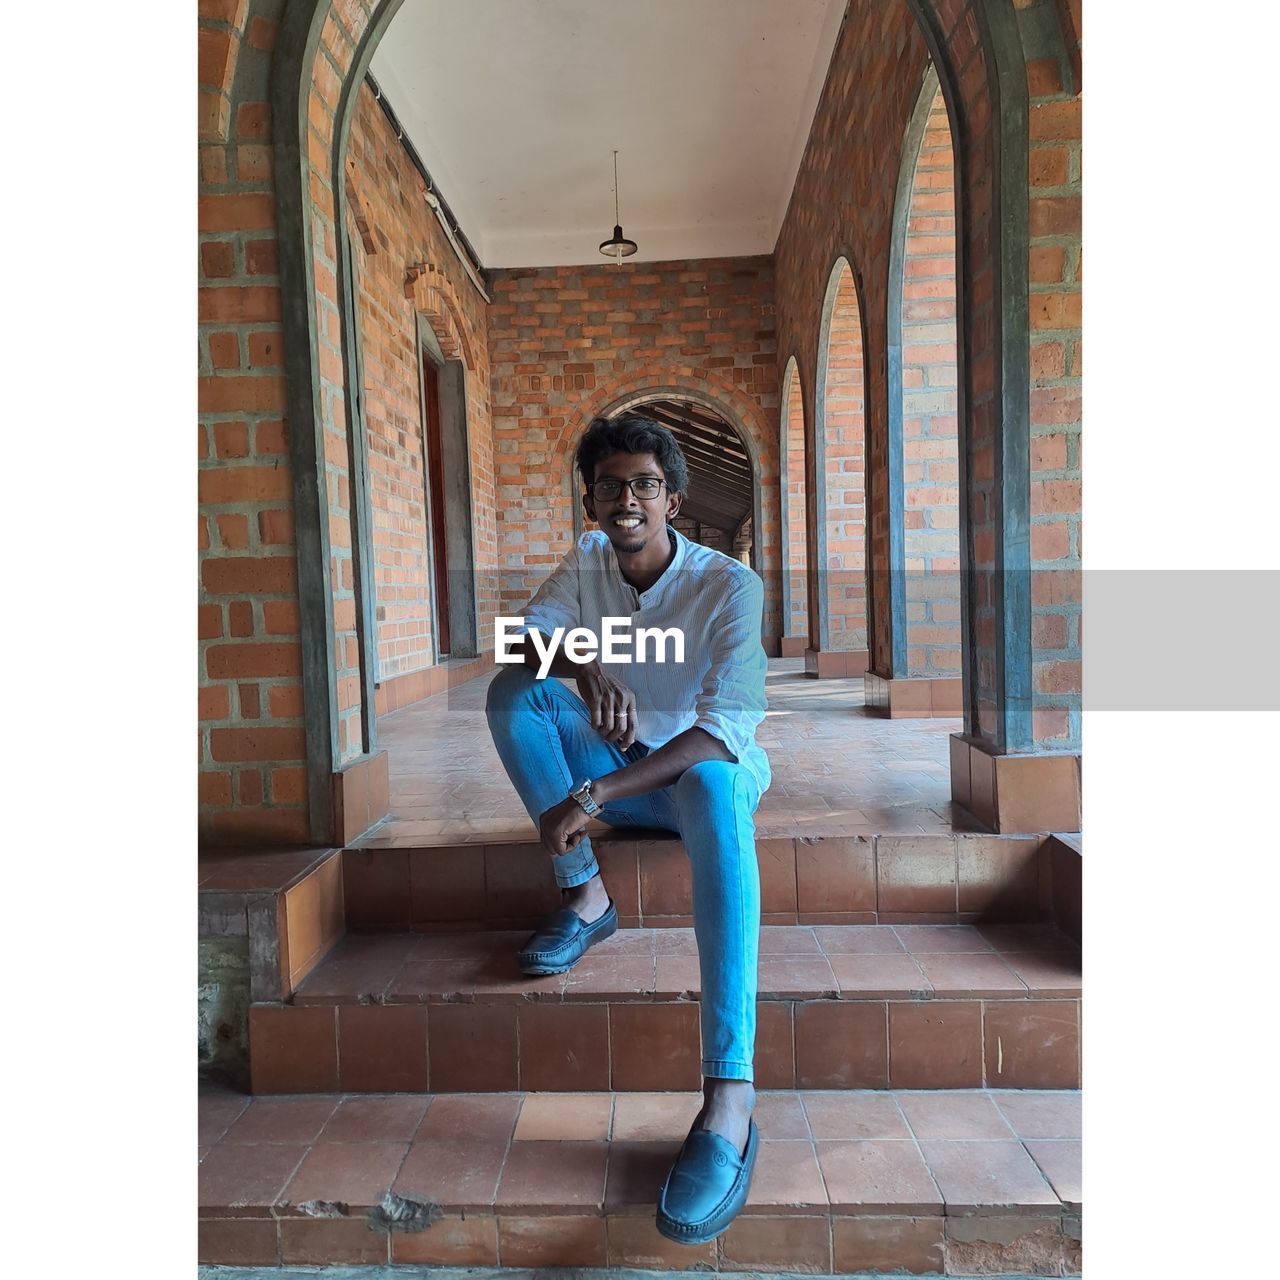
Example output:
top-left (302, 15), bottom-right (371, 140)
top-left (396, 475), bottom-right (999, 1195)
top-left (570, 778), bottom-right (602, 816)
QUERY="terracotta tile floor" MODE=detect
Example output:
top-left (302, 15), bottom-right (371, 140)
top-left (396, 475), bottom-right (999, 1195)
top-left (362, 658), bottom-right (968, 848)
top-left (292, 923), bottom-right (1080, 1005)
top-left (198, 1084), bottom-right (1081, 1217)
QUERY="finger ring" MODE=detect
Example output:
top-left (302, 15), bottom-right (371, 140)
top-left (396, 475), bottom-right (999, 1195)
top-left (619, 713), bottom-right (628, 722)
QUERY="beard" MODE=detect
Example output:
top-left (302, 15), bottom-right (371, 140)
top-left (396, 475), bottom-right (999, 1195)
top-left (605, 516), bottom-right (648, 555)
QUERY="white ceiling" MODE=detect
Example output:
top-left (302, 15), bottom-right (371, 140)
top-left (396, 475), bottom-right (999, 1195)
top-left (369, 0), bottom-right (847, 268)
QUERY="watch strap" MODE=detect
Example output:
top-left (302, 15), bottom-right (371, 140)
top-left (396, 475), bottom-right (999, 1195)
top-left (571, 778), bottom-right (602, 816)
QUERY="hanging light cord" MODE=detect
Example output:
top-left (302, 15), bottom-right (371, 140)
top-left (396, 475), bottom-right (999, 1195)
top-left (613, 150), bottom-right (621, 227)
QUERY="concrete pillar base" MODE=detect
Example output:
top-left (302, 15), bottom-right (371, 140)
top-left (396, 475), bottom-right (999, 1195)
top-left (804, 647), bottom-right (870, 679)
top-left (332, 749), bottom-right (390, 846)
top-left (950, 734), bottom-right (1081, 834)
top-left (864, 673), bottom-right (963, 717)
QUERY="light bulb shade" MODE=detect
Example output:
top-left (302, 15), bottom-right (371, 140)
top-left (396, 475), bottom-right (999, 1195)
top-left (599, 224), bottom-right (638, 258)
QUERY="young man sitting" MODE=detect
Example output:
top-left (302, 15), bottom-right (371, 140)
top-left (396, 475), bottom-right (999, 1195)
top-left (485, 412), bottom-right (770, 1244)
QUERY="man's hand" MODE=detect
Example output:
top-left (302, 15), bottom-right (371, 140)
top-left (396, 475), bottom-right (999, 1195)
top-left (539, 794), bottom-right (591, 857)
top-left (575, 666), bottom-right (639, 748)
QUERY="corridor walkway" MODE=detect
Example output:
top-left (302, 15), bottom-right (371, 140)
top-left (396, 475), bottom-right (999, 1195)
top-left (358, 658), bottom-right (969, 850)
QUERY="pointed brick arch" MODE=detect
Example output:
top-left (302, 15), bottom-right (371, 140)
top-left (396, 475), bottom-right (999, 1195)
top-left (404, 261), bottom-right (476, 371)
top-left (809, 257), bottom-right (870, 676)
top-left (779, 356), bottom-right (809, 654)
top-left (887, 68), bottom-right (962, 693)
top-left (229, 0), bottom-right (1080, 843)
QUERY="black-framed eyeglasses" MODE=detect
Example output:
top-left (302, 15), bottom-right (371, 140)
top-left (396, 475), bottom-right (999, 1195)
top-left (587, 476), bottom-right (667, 501)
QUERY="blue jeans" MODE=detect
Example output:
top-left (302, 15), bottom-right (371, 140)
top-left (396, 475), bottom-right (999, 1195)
top-left (485, 664), bottom-right (761, 1082)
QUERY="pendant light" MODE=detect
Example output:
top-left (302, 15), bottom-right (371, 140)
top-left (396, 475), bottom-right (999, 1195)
top-left (599, 150), bottom-right (637, 265)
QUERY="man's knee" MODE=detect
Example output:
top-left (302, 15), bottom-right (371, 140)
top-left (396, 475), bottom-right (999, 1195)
top-left (485, 662), bottom-right (538, 723)
top-left (674, 759), bottom-right (745, 809)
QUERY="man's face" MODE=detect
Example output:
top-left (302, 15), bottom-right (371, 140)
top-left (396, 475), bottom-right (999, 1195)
top-left (583, 450), bottom-right (682, 556)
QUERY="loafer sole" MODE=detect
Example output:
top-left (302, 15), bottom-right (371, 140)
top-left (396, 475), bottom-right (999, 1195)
top-left (655, 1118), bottom-right (759, 1245)
top-left (518, 906), bottom-right (618, 975)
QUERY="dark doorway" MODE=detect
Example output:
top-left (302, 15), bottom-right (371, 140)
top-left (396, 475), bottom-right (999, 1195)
top-left (420, 353), bottom-right (451, 658)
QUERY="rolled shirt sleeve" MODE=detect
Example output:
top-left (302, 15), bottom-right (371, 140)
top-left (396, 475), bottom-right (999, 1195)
top-left (692, 568), bottom-right (768, 767)
top-left (514, 538), bottom-right (583, 637)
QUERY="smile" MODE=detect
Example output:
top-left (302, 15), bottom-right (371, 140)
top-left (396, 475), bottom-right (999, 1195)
top-left (612, 517), bottom-right (644, 530)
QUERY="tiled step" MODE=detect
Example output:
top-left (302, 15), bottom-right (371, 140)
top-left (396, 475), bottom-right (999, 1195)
top-left (249, 924), bottom-right (1081, 1094)
top-left (199, 1086), bottom-right (1081, 1274)
top-left (343, 832), bottom-right (1070, 930)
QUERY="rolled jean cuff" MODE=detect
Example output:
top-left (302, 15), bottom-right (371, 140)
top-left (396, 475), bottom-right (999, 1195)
top-left (552, 854), bottom-right (601, 889)
top-left (702, 1058), bottom-right (754, 1083)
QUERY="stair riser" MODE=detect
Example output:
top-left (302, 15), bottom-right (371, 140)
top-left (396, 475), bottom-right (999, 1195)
top-left (249, 996), bottom-right (1080, 1094)
top-left (199, 1208), bottom-right (1082, 1273)
top-left (344, 834), bottom-right (1055, 931)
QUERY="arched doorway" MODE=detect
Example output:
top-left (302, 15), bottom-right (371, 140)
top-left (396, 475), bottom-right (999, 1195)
top-left (571, 393), bottom-right (761, 570)
top-left (875, 66), bottom-right (963, 718)
top-left (779, 356), bottom-right (808, 656)
top-left (809, 257), bottom-right (869, 677)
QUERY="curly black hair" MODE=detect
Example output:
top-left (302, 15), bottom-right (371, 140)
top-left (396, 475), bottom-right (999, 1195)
top-left (574, 412), bottom-right (690, 495)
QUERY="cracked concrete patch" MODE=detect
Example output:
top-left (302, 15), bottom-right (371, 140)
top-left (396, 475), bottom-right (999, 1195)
top-left (365, 1190), bottom-right (441, 1232)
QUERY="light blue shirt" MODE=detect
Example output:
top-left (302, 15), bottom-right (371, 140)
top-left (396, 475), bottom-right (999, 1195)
top-left (515, 526), bottom-right (771, 794)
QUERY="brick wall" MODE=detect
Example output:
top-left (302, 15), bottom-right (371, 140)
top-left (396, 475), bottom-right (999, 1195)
top-left (486, 258), bottom-right (781, 639)
top-left (781, 358), bottom-right (809, 639)
top-left (901, 84), bottom-right (962, 677)
top-left (345, 83), bottom-right (493, 677)
top-left (818, 264), bottom-right (869, 652)
top-left (198, 0), bottom-right (310, 844)
top-left (774, 1), bottom-right (929, 676)
top-left (1024, 4), bottom-right (1082, 748)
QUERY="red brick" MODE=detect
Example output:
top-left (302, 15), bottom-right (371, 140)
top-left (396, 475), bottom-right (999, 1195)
top-left (199, 193), bottom-right (275, 232)
top-left (1031, 433), bottom-right (1068, 470)
top-left (238, 683), bottom-right (262, 719)
top-left (206, 642), bottom-right (300, 680)
top-left (1027, 58), bottom-right (1063, 97)
top-left (263, 600), bottom-right (300, 634)
top-left (229, 601), bottom-right (255, 636)
top-left (255, 420), bottom-right (288, 454)
top-left (198, 772), bottom-right (233, 806)
top-left (1032, 614), bottom-right (1067, 648)
top-left (1030, 100), bottom-right (1082, 140)
top-left (201, 556), bottom-right (297, 597)
top-left (213, 421), bottom-right (250, 459)
top-left (208, 332), bottom-right (240, 370)
top-left (199, 287), bottom-right (282, 325)
top-left (198, 603), bottom-right (223, 640)
top-left (1031, 521), bottom-right (1070, 561)
top-left (199, 686), bottom-right (230, 721)
top-left (236, 102), bottom-right (271, 140)
top-left (210, 726), bottom-right (307, 763)
top-left (217, 514), bottom-right (251, 551)
top-left (1031, 479), bottom-right (1081, 516)
top-left (267, 684), bottom-right (305, 718)
top-left (198, 0), bottom-right (247, 21)
top-left (200, 241), bottom-right (235, 279)
top-left (238, 769), bottom-right (264, 806)
top-left (199, 465), bottom-right (291, 505)
top-left (245, 239), bottom-right (279, 276)
top-left (271, 767), bottom-right (307, 804)
top-left (248, 332), bottom-right (282, 368)
top-left (248, 16), bottom-right (278, 51)
top-left (1034, 659), bottom-right (1081, 695)
top-left (1029, 198), bottom-right (1081, 237)
top-left (198, 27), bottom-right (237, 90)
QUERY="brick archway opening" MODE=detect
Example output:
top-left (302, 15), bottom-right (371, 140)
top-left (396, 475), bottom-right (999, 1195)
top-left (809, 257), bottom-right (869, 678)
top-left (779, 355), bottom-right (808, 656)
top-left (567, 385), bottom-right (764, 573)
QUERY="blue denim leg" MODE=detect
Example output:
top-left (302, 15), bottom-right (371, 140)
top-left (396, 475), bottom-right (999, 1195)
top-left (484, 665), bottom-right (670, 888)
top-left (652, 760), bottom-right (762, 1083)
